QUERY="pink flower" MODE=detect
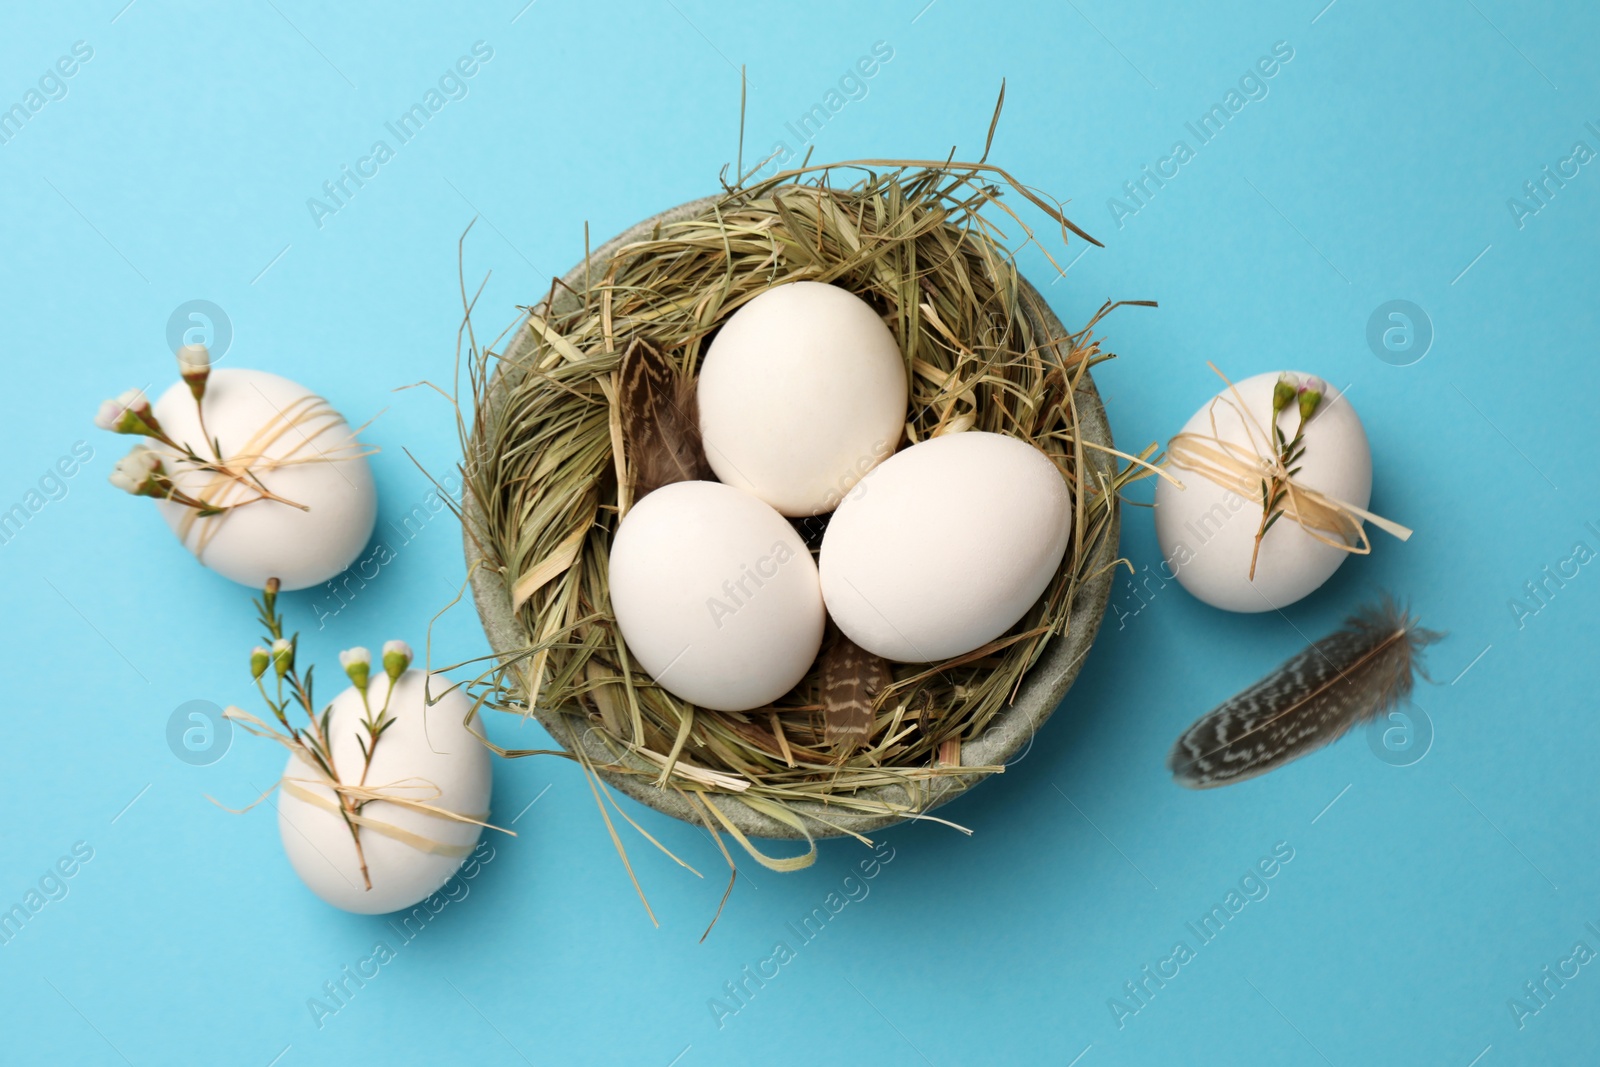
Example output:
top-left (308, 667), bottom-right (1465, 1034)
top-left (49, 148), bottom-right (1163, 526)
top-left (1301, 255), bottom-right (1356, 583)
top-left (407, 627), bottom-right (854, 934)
top-left (95, 389), bottom-right (154, 434)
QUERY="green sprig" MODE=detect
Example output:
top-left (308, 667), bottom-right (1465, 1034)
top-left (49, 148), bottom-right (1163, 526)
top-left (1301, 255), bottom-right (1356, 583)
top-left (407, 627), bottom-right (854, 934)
top-left (1249, 376), bottom-right (1324, 580)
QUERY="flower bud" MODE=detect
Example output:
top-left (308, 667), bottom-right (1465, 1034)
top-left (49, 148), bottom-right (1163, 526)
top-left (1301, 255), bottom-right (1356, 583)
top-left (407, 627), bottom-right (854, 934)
top-left (382, 639), bottom-right (413, 681)
top-left (1297, 378), bottom-right (1324, 421)
top-left (271, 637), bottom-right (294, 678)
top-left (108, 446), bottom-right (164, 497)
top-left (177, 343), bottom-right (211, 401)
top-left (250, 646), bottom-right (271, 679)
top-left (1272, 376), bottom-right (1296, 415)
top-left (340, 646), bottom-right (372, 691)
top-left (94, 389), bottom-right (162, 437)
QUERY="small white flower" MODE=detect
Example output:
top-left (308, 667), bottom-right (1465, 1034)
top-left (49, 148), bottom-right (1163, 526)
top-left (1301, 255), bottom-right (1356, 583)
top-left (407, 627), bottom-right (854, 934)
top-left (94, 388), bottom-right (151, 433)
top-left (176, 343), bottom-right (211, 373)
top-left (340, 646), bottom-right (372, 689)
top-left (108, 447), bottom-right (162, 495)
top-left (271, 637), bottom-right (294, 677)
top-left (177, 344), bottom-right (212, 400)
top-left (382, 639), bottom-right (413, 680)
top-left (108, 466), bottom-right (139, 495)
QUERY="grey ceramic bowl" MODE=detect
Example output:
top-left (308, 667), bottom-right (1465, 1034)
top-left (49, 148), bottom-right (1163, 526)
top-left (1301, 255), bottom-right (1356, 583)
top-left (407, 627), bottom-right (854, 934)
top-left (464, 196), bottom-right (1119, 841)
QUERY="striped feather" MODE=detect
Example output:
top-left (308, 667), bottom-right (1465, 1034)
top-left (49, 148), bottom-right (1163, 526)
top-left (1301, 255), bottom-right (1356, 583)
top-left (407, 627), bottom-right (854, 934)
top-left (1168, 598), bottom-right (1443, 789)
top-left (820, 636), bottom-right (890, 748)
top-left (618, 337), bottom-right (711, 500)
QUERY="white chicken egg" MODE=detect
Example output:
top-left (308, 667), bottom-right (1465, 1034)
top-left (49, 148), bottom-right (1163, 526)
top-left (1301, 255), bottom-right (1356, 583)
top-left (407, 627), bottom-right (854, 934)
top-left (278, 670), bottom-right (492, 914)
top-left (697, 281), bottom-right (907, 516)
top-left (608, 480), bottom-right (825, 711)
top-left (150, 368), bottom-right (376, 591)
top-left (819, 431), bottom-right (1072, 663)
top-left (1154, 371), bottom-right (1372, 613)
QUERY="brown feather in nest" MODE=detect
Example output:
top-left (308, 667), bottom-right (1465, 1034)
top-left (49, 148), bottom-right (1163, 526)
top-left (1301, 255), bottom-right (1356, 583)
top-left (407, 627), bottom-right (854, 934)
top-left (618, 337), bottom-right (711, 500)
top-left (1168, 597), bottom-right (1443, 788)
top-left (820, 635), bottom-right (891, 749)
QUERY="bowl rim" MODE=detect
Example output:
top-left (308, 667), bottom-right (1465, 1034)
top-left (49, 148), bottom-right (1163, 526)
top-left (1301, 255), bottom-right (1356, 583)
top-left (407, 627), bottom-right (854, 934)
top-left (463, 194), bottom-right (1120, 841)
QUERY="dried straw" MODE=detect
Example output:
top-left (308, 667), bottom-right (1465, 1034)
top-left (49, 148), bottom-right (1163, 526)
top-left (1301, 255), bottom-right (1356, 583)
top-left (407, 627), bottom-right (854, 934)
top-left (447, 141), bottom-right (1153, 884)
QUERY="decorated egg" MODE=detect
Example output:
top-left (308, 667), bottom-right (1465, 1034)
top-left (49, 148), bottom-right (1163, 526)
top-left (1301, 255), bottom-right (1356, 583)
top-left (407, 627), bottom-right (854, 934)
top-left (819, 431), bottom-right (1072, 663)
top-left (1154, 371), bottom-right (1372, 612)
top-left (608, 480), bottom-right (825, 711)
top-left (697, 281), bottom-right (907, 516)
top-left (277, 669), bottom-right (492, 914)
top-left (149, 367), bottom-right (377, 590)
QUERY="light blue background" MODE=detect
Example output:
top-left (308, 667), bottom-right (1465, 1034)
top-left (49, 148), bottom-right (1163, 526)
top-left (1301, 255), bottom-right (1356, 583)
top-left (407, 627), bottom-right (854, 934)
top-left (3, 1), bottom-right (1596, 1064)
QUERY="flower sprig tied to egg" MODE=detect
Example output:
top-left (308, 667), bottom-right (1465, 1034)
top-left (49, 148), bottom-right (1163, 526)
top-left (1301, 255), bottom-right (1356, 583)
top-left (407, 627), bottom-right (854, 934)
top-left (93, 343), bottom-right (377, 590)
top-left (1249, 373), bottom-right (1327, 579)
top-left (1158, 363), bottom-right (1413, 612)
top-left (218, 579), bottom-right (505, 914)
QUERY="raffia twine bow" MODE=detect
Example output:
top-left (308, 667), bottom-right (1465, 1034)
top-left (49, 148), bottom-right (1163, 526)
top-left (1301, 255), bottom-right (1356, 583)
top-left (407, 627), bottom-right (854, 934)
top-left (1166, 363), bottom-right (1412, 559)
top-left (173, 394), bottom-right (377, 556)
top-left (214, 706), bottom-right (511, 858)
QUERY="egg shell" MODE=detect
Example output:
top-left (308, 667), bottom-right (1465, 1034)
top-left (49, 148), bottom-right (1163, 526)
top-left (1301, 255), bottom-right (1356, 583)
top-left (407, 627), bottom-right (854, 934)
top-left (151, 368), bottom-right (377, 591)
top-left (697, 281), bottom-right (907, 516)
top-left (278, 670), bottom-right (492, 914)
top-left (608, 480), bottom-right (825, 711)
top-left (819, 431), bottom-right (1072, 663)
top-left (1154, 371), bottom-right (1372, 613)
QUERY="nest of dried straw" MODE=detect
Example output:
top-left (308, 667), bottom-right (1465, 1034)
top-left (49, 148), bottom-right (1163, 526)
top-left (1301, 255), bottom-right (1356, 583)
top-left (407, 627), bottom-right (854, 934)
top-left (455, 155), bottom-right (1149, 871)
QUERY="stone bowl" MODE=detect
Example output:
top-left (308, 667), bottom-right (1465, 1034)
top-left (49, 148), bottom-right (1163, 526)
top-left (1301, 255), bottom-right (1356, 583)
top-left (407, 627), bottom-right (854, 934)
top-left (464, 196), bottom-right (1119, 841)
